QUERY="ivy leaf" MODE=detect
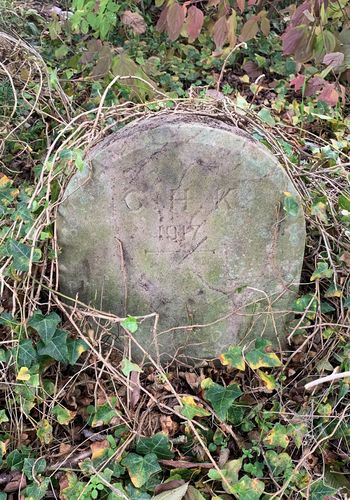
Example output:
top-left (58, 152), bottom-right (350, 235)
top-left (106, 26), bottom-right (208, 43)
top-left (22, 477), bottom-right (50, 500)
top-left (22, 457), bottom-right (47, 480)
top-left (263, 423), bottom-right (289, 449)
top-left (209, 458), bottom-right (242, 492)
top-left (180, 396), bottom-right (211, 420)
top-left (283, 192), bottom-right (300, 217)
top-left (310, 479), bottom-right (337, 500)
top-left (245, 339), bottom-right (282, 370)
top-left (87, 399), bottom-right (119, 427)
top-left (258, 108), bottom-right (275, 126)
top-left (29, 310), bottom-right (61, 342)
top-left (37, 329), bottom-right (69, 363)
top-left (256, 369), bottom-right (277, 391)
top-left (0, 409), bottom-right (9, 424)
top-left (122, 452), bottom-right (161, 488)
top-left (17, 366), bottom-right (31, 381)
top-left (121, 316), bottom-right (138, 333)
top-left (17, 339), bottom-right (37, 368)
top-left (339, 192), bottom-right (350, 211)
top-left (36, 419), bottom-right (53, 445)
top-left (6, 239), bottom-right (41, 272)
top-left (52, 405), bottom-right (76, 425)
top-left (265, 450), bottom-right (293, 478)
top-left (219, 346), bottom-right (245, 371)
top-left (136, 432), bottom-right (174, 459)
top-left (201, 378), bottom-right (242, 420)
top-left (293, 294), bottom-right (318, 320)
top-left (66, 337), bottom-right (89, 365)
top-left (310, 262), bottom-right (333, 281)
top-left (121, 358), bottom-right (143, 377)
top-left (230, 475), bottom-right (265, 499)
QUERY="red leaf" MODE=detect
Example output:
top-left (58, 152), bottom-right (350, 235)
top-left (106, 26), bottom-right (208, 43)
top-left (186, 6), bottom-right (204, 42)
top-left (243, 61), bottom-right (262, 80)
top-left (248, 0), bottom-right (258, 4)
top-left (239, 16), bottom-right (259, 42)
top-left (318, 83), bottom-right (339, 106)
top-left (322, 52), bottom-right (345, 68)
top-left (121, 10), bottom-right (146, 34)
top-left (237, 0), bottom-right (245, 13)
top-left (166, 3), bottom-right (186, 41)
top-left (305, 76), bottom-right (325, 96)
top-left (290, 74), bottom-right (305, 92)
top-left (213, 16), bottom-right (229, 50)
top-left (282, 26), bottom-right (306, 55)
top-left (156, 6), bottom-right (169, 33)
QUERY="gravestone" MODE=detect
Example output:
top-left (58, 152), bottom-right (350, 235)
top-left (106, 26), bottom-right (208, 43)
top-left (57, 114), bottom-right (305, 363)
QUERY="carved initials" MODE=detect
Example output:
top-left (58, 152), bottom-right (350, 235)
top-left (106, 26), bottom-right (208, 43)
top-left (215, 188), bottom-right (234, 210)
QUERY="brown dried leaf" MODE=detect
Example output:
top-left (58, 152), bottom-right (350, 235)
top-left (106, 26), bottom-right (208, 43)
top-left (121, 10), bottom-right (146, 35)
top-left (166, 3), bottom-right (186, 41)
top-left (213, 16), bottom-right (229, 50)
top-left (3, 472), bottom-right (26, 492)
top-left (130, 370), bottom-right (141, 410)
top-left (260, 16), bottom-right (270, 37)
top-left (186, 6), bottom-right (204, 42)
top-left (154, 479), bottom-right (186, 495)
top-left (160, 415), bottom-right (179, 437)
top-left (340, 252), bottom-right (350, 268)
top-left (184, 372), bottom-right (200, 390)
top-left (240, 16), bottom-right (259, 42)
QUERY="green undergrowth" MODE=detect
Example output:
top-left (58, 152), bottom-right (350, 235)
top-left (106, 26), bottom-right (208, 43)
top-left (0, 1), bottom-right (350, 498)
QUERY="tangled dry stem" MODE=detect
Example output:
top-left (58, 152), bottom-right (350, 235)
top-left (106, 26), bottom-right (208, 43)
top-left (0, 31), bottom-right (350, 497)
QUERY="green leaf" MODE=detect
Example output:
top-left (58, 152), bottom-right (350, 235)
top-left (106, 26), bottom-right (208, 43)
top-left (23, 477), bottom-right (50, 500)
top-left (136, 432), bottom-right (174, 459)
top-left (121, 358), bottom-right (143, 376)
top-left (265, 450), bottom-right (293, 478)
top-left (293, 294), bottom-right (318, 320)
top-left (344, 297), bottom-right (350, 308)
top-left (310, 479), bottom-right (337, 500)
top-left (121, 316), bottom-right (138, 333)
top-left (230, 475), bottom-right (265, 499)
top-left (283, 192), bottom-right (300, 217)
top-left (87, 399), bottom-right (119, 427)
top-left (310, 262), bottom-right (333, 281)
top-left (180, 396), bottom-right (211, 420)
top-left (52, 405), bottom-right (76, 425)
top-left (122, 453), bottom-right (161, 488)
top-left (37, 329), bottom-right (69, 363)
top-left (6, 239), bottom-right (41, 272)
top-left (263, 423), bottom-right (289, 449)
top-left (29, 310), bottom-right (61, 342)
top-left (17, 339), bottom-right (37, 368)
top-left (339, 192), bottom-right (350, 211)
top-left (258, 108), bottom-right (275, 126)
top-left (36, 419), bottom-right (53, 444)
top-left (66, 337), bottom-right (89, 365)
top-left (201, 378), bottom-right (242, 420)
top-left (22, 457), bottom-right (47, 480)
top-left (0, 409), bottom-right (9, 424)
top-left (219, 346), bottom-right (245, 371)
top-left (245, 339), bottom-right (281, 370)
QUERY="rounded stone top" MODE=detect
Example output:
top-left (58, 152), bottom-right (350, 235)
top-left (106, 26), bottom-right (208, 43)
top-left (58, 113), bottom-right (305, 363)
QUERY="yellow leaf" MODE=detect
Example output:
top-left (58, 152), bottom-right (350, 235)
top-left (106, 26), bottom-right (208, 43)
top-left (17, 367), bottom-right (31, 381)
top-left (0, 175), bottom-right (11, 187)
top-left (257, 369), bottom-right (276, 391)
top-left (240, 74), bottom-right (250, 83)
top-left (91, 440), bottom-right (110, 459)
top-left (182, 395), bottom-right (197, 406)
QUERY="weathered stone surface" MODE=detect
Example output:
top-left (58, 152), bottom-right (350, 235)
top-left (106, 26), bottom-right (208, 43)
top-left (57, 114), bottom-right (305, 363)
